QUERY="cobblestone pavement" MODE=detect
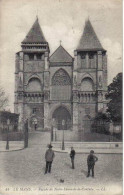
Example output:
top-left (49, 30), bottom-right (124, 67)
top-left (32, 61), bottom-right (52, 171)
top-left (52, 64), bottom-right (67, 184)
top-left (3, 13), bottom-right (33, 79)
top-left (0, 145), bottom-right (122, 194)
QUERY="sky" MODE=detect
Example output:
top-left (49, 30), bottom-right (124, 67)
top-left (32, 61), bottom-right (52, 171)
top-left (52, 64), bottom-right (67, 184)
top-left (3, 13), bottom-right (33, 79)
top-left (0, 0), bottom-right (122, 112)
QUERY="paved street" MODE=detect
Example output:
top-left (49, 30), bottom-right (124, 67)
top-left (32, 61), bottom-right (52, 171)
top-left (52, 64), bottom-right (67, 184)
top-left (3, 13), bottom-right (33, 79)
top-left (0, 144), bottom-right (122, 195)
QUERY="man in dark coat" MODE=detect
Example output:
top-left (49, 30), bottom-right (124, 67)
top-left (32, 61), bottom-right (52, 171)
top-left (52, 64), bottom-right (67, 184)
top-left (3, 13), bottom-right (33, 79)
top-left (45, 144), bottom-right (55, 174)
top-left (70, 147), bottom-right (76, 169)
top-left (87, 150), bottom-right (98, 178)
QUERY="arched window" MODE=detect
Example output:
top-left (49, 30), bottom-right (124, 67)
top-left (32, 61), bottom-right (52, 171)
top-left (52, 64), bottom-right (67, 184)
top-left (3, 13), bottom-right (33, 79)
top-left (27, 78), bottom-right (42, 92)
top-left (52, 69), bottom-right (71, 85)
top-left (81, 77), bottom-right (94, 91)
top-left (51, 69), bottom-right (71, 100)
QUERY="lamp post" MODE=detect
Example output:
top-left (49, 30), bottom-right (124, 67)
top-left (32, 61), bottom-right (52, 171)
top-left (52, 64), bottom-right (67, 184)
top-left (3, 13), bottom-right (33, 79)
top-left (6, 119), bottom-right (10, 150)
top-left (62, 119), bottom-right (65, 150)
top-left (51, 118), bottom-right (55, 142)
top-left (52, 118), bottom-right (57, 142)
top-left (24, 119), bottom-right (28, 148)
top-left (109, 121), bottom-right (114, 142)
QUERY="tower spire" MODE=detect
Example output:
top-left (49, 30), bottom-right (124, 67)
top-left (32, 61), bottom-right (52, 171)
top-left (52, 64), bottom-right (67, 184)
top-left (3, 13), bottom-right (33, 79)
top-left (77, 19), bottom-right (104, 51)
top-left (36, 8), bottom-right (38, 20)
top-left (22, 18), bottom-right (46, 43)
top-left (21, 18), bottom-right (49, 52)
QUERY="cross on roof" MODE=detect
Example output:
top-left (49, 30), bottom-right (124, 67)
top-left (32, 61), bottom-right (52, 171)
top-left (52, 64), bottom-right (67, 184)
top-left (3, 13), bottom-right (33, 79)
top-left (60, 40), bottom-right (62, 45)
top-left (36, 8), bottom-right (38, 19)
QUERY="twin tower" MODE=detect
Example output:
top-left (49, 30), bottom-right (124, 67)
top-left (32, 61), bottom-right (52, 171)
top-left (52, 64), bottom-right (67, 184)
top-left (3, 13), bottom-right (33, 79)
top-left (14, 18), bottom-right (107, 136)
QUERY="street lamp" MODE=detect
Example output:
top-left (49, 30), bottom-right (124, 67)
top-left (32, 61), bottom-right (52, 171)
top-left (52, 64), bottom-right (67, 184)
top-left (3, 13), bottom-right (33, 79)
top-left (24, 119), bottom-right (29, 148)
top-left (51, 118), bottom-right (55, 142)
top-left (62, 119), bottom-right (65, 150)
top-left (109, 121), bottom-right (114, 142)
top-left (6, 119), bottom-right (10, 150)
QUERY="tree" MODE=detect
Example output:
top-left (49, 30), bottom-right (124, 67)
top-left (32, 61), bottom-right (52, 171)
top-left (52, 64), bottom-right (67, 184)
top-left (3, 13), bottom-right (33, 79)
top-left (0, 86), bottom-right (9, 111)
top-left (91, 112), bottom-right (110, 134)
top-left (106, 73), bottom-right (122, 123)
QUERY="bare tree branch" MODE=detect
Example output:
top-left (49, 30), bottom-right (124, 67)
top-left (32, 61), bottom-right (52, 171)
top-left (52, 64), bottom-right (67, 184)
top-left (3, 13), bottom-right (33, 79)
top-left (0, 87), bottom-right (9, 111)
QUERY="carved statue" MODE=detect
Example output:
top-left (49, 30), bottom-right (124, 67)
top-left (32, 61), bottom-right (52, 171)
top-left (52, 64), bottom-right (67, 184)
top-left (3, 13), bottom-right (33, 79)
top-left (98, 75), bottom-right (102, 88)
top-left (73, 75), bottom-right (77, 86)
top-left (73, 92), bottom-right (77, 101)
top-left (44, 74), bottom-right (49, 87)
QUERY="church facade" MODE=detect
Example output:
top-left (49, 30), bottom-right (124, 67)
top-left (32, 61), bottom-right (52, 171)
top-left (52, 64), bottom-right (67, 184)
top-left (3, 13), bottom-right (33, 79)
top-left (14, 18), bottom-right (107, 137)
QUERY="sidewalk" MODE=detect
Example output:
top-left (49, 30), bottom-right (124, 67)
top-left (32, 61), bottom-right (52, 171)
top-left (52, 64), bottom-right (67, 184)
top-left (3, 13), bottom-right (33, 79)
top-left (0, 141), bottom-right (24, 152)
top-left (53, 147), bottom-right (122, 154)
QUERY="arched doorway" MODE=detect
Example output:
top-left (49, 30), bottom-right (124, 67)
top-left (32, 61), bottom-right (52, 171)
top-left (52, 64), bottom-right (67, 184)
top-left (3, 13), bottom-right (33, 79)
top-left (52, 106), bottom-right (71, 130)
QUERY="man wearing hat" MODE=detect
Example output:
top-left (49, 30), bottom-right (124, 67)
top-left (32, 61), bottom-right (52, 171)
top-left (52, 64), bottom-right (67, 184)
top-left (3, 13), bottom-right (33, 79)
top-left (87, 150), bottom-right (98, 178)
top-left (45, 144), bottom-right (55, 174)
top-left (70, 147), bottom-right (76, 169)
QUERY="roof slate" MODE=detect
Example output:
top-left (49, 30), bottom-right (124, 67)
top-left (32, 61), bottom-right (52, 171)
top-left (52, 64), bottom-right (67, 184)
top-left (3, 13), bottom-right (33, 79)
top-left (77, 19), bottom-right (104, 51)
top-left (50, 45), bottom-right (73, 63)
top-left (22, 18), bottom-right (46, 43)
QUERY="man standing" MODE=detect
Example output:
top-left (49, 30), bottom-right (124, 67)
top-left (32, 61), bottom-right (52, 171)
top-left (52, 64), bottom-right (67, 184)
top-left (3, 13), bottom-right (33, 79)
top-left (87, 150), bottom-right (98, 178)
top-left (70, 147), bottom-right (76, 169)
top-left (45, 144), bottom-right (55, 174)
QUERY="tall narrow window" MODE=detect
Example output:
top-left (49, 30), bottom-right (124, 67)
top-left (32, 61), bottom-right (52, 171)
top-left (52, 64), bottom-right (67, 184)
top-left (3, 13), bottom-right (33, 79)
top-left (89, 52), bottom-right (95, 68)
top-left (81, 53), bottom-right (86, 68)
top-left (36, 53), bottom-right (42, 60)
top-left (33, 108), bottom-right (37, 114)
top-left (28, 53), bottom-right (34, 60)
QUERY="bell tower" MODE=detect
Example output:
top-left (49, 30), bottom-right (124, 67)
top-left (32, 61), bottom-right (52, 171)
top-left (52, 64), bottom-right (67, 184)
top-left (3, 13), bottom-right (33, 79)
top-left (73, 19), bottom-right (107, 131)
top-left (14, 18), bottom-right (50, 130)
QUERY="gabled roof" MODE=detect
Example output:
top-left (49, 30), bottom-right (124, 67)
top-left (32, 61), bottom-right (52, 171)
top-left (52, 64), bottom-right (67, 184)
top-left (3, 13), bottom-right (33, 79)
top-left (77, 19), bottom-right (104, 51)
top-left (22, 18), bottom-right (46, 43)
top-left (50, 45), bottom-right (73, 63)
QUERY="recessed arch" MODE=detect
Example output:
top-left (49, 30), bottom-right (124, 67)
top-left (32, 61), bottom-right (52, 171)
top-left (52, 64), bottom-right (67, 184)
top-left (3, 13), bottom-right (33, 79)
top-left (79, 73), bottom-right (95, 84)
top-left (81, 77), bottom-right (94, 91)
top-left (27, 77), bottom-right (43, 92)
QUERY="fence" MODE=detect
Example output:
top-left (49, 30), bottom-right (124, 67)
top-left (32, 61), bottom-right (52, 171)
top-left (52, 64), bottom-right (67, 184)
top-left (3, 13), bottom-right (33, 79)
top-left (0, 132), bottom-right (24, 141)
top-left (79, 120), bottom-right (122, 142)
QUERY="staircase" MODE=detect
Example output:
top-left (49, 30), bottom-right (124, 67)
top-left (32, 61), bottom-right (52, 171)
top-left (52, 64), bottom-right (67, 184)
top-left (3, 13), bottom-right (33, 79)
top-left (28, 131), bottom-right (51, 147)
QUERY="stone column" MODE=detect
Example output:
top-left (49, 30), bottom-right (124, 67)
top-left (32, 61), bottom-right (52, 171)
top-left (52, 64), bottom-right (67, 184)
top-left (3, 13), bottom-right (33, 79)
top-left (86, 52), bottom-right (89, 68)
top-left (45, 52), bottom-right (49, 70)
top-left (44, 98), bottom-right (50, 130)
top-left (74, 50), bottom-right (78, 70)
top-left (17, 52), bottom-right (24, 130)
top-left (97, 51), bottom-right (103, 111)
top-left (18, 94), bottom-right (24, 131)
top-left (72, 91), bottom-right (78, 131)
top-left (44, 50), bottom-right (50, 129)
top-left (44, 90), bottom-right (50, 130)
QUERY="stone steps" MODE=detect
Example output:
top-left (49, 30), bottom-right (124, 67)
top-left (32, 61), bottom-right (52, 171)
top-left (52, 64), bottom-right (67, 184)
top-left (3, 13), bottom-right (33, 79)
top-left (28, 131), bottom-right (51, 146)
top-left (51, 141), bottom-right (123, 154)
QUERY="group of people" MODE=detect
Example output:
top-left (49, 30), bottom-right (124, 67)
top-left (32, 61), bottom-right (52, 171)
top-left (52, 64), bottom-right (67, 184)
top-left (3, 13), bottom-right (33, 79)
top-left (45, 144), bottom-right (98, 178)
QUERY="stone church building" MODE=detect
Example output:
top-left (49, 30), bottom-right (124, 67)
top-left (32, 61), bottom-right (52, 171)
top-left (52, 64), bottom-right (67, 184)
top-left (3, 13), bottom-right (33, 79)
top-left (14, 18), bottom-right (107, 139)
